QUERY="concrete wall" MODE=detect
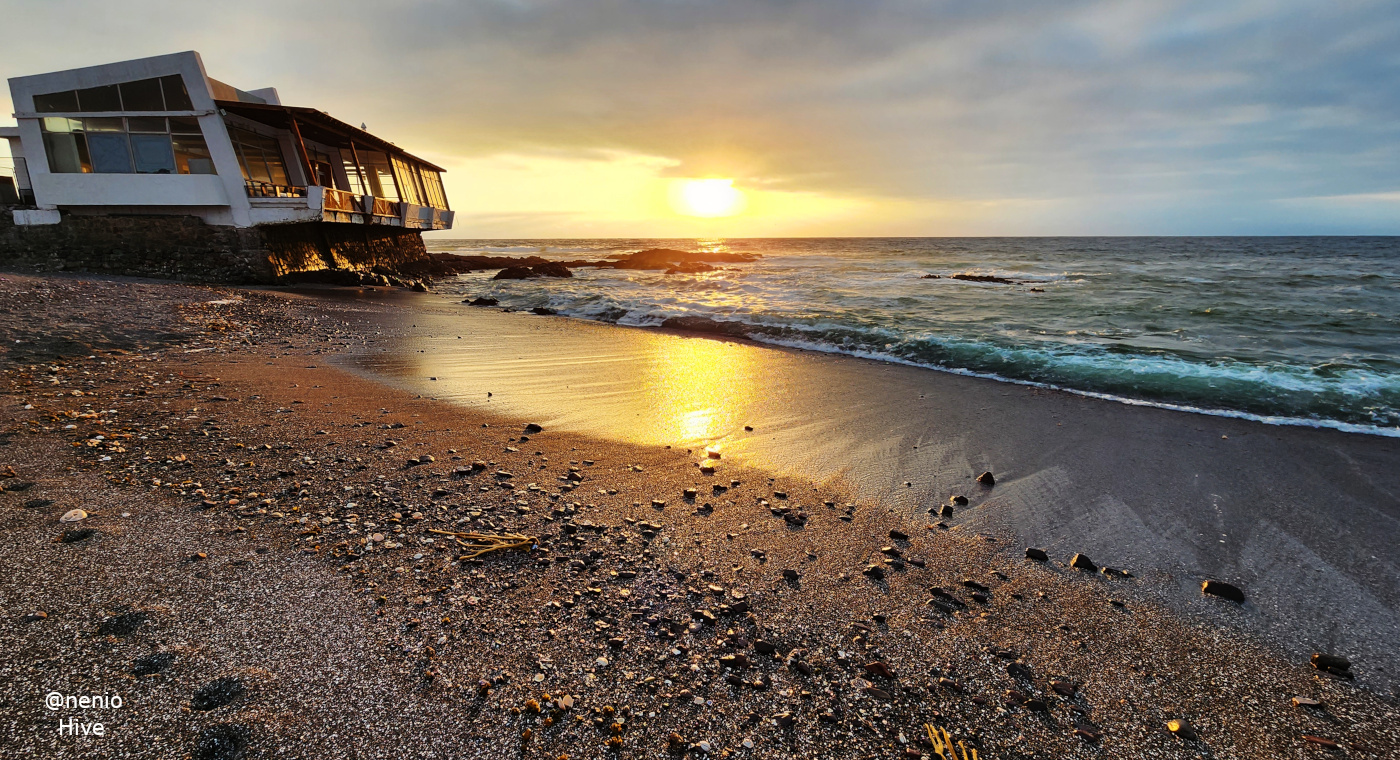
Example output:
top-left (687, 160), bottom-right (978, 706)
top-left (0, 207), bottom-right (431, 284)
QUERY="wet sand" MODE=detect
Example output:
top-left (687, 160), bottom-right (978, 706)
top-left (352, 292), bottom-right (1400, 692)
top-left (1, 273), bottom-right (1397, 760)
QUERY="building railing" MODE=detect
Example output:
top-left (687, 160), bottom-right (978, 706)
top-left (245, 181), bottom-right (308, 199)
top-left (322, 187), bottom-right (362, 214)
top-left (371, 197), bottom-right (399, 217)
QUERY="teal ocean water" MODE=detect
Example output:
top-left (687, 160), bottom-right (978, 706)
top-left (428, 238), bottom-right (1400, 436)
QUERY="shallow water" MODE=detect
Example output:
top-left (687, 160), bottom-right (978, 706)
top-left (428, 237), bottom-right (1400, 436)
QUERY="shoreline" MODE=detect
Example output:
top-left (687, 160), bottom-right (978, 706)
top-left (2, 272), bottom-right (1397, 759)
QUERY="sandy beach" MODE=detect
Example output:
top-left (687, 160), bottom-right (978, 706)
top-left (2, 272), bottom-right (1398, 760)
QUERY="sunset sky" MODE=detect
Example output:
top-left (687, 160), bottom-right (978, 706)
top-left (3, 1), bottom-right (1398, 237)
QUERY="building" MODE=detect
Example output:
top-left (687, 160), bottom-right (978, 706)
top-left (2, 51), bottom-right (454, 283)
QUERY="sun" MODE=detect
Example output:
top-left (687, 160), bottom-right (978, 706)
top-left (670, 178), bottom-right (746, 218)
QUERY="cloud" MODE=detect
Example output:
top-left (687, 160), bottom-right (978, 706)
top-left (4, 0), bottom-right (1399, 233)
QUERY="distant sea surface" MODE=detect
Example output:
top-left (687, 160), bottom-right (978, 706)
top-left (426, 238), bottom-right (1400, 436)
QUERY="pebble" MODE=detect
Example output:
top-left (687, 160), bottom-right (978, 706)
top-left (1070, 553), bottom-right (1097, 571)
top-left (1025, 547), bottom-right (1049, 561)
top-left (976, 471), bottom-right (995, 485)
top-left (59, 509), bottom-right (88, 522)
top-left (1166, 719), bottom-right (1197, 740)
top-left (950, 494), bottom-right (969, 505)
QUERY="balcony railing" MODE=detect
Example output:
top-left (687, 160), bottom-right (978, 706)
top-left (322, 187), bottom-right (363, 214)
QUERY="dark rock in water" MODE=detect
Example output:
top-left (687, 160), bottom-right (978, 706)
top-left (950, 495), bottom-right (969, 505)
top-left (467, 297), bottom-right (499, 306)
top-left (133, 651), bottom-right (175, 676)
top-left (494, 266), bottom-right (537, 280)
top-left (97, 611), bottom-right (148, 637)
top-left (889, 529), bottom-right (909, 541)
top-left (59, 528), bottom-right (98, 543)
top-left (531, 306), bottom-right (558, 316)
top-left (665, 262), bottom-right (716, 275)
top-left (976, 471), bottom-right (996, 486)
top-left (952, 274), bottom-right (1020, 284)
top-left (1201, 580), bottom-right (1245, 603)
top-left (194, 723), bottom-right (250, 760)
top-left (411, 281), bottom-right (429, 292)
top-left (921, 274), bottom-right (941, 279)
top-left (192, 677), bottom-right (246, 711)
top-left (531, 262), bottom-right (574, 278)
top-left (659, 316), bottom-right (752, 338)
top-left (1025, 547), bottom-right (1049, 562)
top-left (1070, 554), bottom-right (1097, 571)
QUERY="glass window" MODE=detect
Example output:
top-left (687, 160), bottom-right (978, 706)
top-left (34, 90), bottom-right (79, 113)
top-left (229, 127), bottom-right (290, 187)
top-left (161, 75), bottom-right (193, 110)
top-left (84, 117), bottom-right (125, 132)
top-left (87, 133), bottom-right (133, 173)
top-left (120, 78), bottom-right (165, 111)
top-left (127, 116), bottom-right (167, 133)
top-left (76, 85), bottom-right (122, 112)
top-left (42, 117), bottom-right (83, 133)
top-left (168, 116), bottom-right (201, 133)
top-left (43, 132), bottom-right (91, 173)
top-left (173, 135), bottom-right (215, 175)
top-left (131, 134), bottom-right (176, 174)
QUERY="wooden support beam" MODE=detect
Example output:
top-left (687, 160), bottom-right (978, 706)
top-left (286, 113), bottom-right (318, 187)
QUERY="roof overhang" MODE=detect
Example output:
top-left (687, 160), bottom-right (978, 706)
top-left (215, 100), bottom-right (445, 173)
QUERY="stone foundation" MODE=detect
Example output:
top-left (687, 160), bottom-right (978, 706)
top-left (0, 207), bottom-right (432, 284)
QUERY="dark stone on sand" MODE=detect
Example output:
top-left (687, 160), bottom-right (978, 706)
top-left (1201, 580), bottom-right (1245, 603)
top-left (782, 569), bottom-right (801, 581)
top-left (950, 495), bottom-right (969, 505)
top-left (192, 677), bottom-right (246, 711)
top-left (411, 281), bottom-right (429, 292)
top-left (864, 661), bottom-right (895, 678)
top-left (976, 471), bottom-right (995, 486)
top-left (133, 651), bottom-right (175, 676)
top-left (1070, 554), bottom-right (1097, 571)
top-left (467, 297), bottom-right (499, 306)
top-left (195, 723), bottom-right (250, 760)
top-left (1166, 719), bottom-right (1197, 740)
top-left (1311, 653), bottom-right (1353, 677)
top-left (719, 653), bottom-right (751, 668)
top-left (524, 423), bottom-right (544, 433)
top-left (863, 564), bottom-right (886, 580)
top-left (24, 498), bottom-right (54, 509)
top-left (962, 579), bottom-right (990, 592)
top-left (939, 504), bottom-right (954, 517)
top-left (1006, 662), bottom-right (1033, 681)
top-left (1025, 547), bottom-right (1049, 561)
top-left (754, 640), bottom-right (777, 654)
top-left (889, 529), bottom-right (909, 541)
top-left (531, 306), bottom-right (558, 315)
top-left (97, 611), bottom-right (147, 636)
top-left (1050, 680), bottom-right (1076, 696)
top-left (59, 528), bottom-right (98, 543)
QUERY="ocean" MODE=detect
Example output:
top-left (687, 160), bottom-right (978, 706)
top-left (426, 237), bottom-right (1400, 437)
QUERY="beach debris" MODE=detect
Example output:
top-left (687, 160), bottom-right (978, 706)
top-left (1069, 553), bottom-right (1097, 571)
top-left (59, 509), bottom-right (88, 522)
top-left (1201, 580), bottom-right (1245, 603)
top-left (1291, 696), bottom-right (1322, 708)
top-left (1302, 735), bottom-right (1340, 748)
top-left (925, 724), bottom-right (978, 760)
top-left (1166, 719), bottom-right (1197, 740)
top-left (976, 471), bottom-right (995, 486)
top-left (427, 530), bottom-right (536, 560)
top-left (1025, 547), bottom-right (1049, 561)
top-left (1311, 653), bottom-right (1354, 678)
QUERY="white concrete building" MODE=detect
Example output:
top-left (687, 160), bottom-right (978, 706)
top-left (4, 51), bottom-right (452, 231)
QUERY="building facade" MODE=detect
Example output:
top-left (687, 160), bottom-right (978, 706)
top-left (4, 51), bottom-right (452, 233)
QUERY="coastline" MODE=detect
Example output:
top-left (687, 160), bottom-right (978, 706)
top-left (2, 272), bottom-right (1397, 759)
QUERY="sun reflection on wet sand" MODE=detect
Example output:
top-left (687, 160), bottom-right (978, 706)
top-left (638, 335), bottom-right (760, 448)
